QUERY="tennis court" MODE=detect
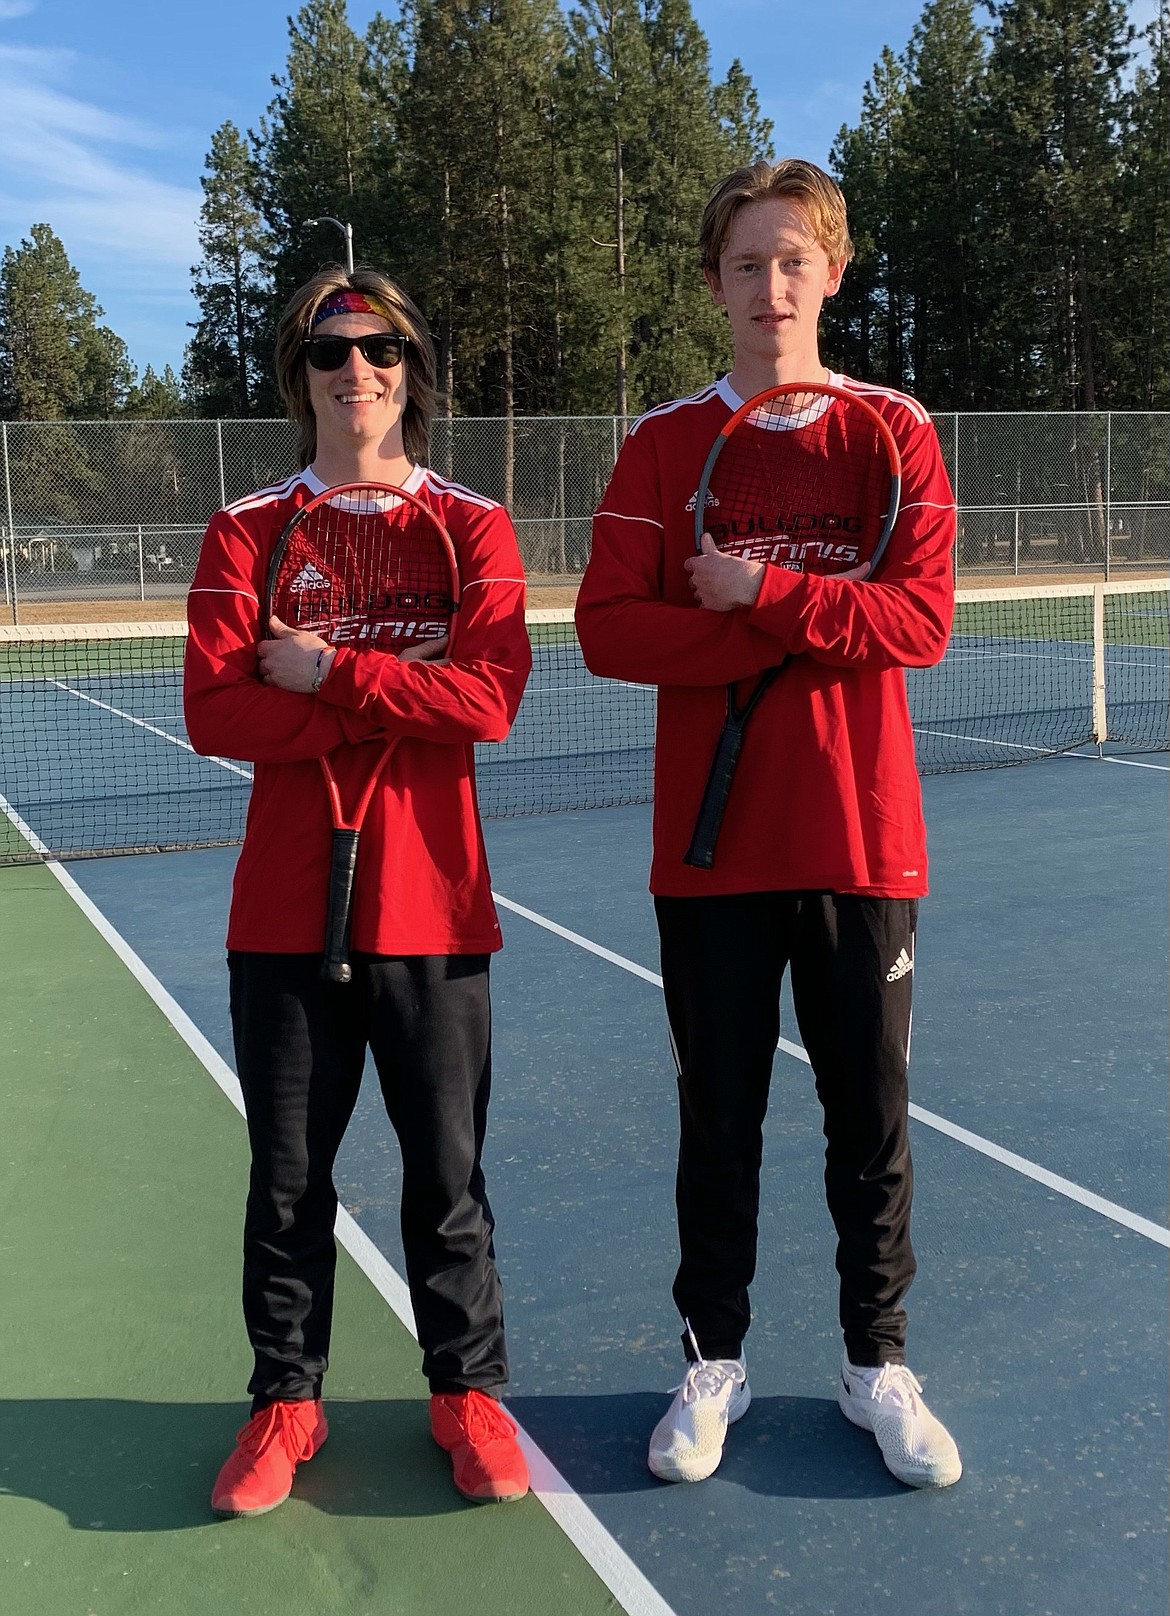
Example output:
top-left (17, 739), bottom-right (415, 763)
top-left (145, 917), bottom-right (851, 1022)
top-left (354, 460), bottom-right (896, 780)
top-left (1, 590), bottom-right (1167, 1615)
top-left (2, 581), bottom-right (1167, 861)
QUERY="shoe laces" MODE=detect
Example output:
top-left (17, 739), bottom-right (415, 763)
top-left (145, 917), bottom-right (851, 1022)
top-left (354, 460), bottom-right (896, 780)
top-left (447, 1390), bottom-right (516, 1445)
top-left (865, 1363), bottom-right (924, 1413)
top-left (678, 1357), bottom-right (747, 1404)
top-left (677, 1323), bottom-right (746, 1403)
top-left (235, 1401), bottom-right (318, 1463)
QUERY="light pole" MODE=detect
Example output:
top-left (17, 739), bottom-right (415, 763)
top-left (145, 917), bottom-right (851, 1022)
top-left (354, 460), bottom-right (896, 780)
top-left (305, 216), bottom-right (354, 276)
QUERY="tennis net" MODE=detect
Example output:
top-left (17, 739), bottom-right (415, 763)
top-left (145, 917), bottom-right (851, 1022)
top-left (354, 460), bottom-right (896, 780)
top-left (1, 580), bottom-right (1165, 863)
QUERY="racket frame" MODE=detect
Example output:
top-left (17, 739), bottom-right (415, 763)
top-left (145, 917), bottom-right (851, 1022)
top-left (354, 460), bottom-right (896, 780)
top-left (264, 481), bottom-right (460, 983)
top-left (683, 383), bottom-right (903, 870)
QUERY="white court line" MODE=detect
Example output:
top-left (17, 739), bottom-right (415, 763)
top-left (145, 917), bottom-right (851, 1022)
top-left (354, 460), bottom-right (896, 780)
top-left (945, 647), bottom-right (1090, 664)
top-left (532, 682), bottom-right (648, 694)
top-left (1062, 753), bottom-right (1170, 772)
top-left (912, 728), bottom-right (1170, 771)
top-left (491, 894), bottom-right (1170, 1251)
top-left (0, 792), bottom-right (51, 856)
top-left (0, 808), bottom-right (675, 1616)
top-left (48, 680), bottom-right (252, 780)
top-left (912, 725), bottom-right (1055, 753)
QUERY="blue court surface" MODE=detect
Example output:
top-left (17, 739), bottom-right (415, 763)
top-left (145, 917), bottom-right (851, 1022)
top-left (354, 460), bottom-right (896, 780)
top-left (58, 747), bottom-right (1168, 1616)
top-left (2, 586), bottom-right (1167, 855)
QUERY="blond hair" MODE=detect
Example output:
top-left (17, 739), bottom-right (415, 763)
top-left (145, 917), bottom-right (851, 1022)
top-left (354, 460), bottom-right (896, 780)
top-left (273, 265), bottom-right (437, 468)
top-left (699, 159), bottom-right (854, 276)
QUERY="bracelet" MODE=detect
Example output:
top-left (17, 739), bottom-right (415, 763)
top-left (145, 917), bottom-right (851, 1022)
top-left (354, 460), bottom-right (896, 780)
top-left (311, 648), bottom-right (329, 693)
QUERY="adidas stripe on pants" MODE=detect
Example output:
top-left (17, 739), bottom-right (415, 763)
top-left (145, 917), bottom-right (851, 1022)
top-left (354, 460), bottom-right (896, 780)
top-left (655, 892), bottom-right (918, 1368)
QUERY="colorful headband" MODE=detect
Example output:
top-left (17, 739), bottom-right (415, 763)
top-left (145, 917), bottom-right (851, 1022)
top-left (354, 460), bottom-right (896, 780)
top-left (311, 291), bottom-right (393, 328)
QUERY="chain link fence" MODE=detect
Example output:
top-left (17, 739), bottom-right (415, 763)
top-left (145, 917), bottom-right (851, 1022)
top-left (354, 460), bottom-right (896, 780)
top-left (937, 411), bottom-right (1170, 578)
top-left (2, 412), bottom-right (1166, 620)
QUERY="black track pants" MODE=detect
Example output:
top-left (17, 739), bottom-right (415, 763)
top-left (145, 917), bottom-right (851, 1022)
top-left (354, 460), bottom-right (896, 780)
top-left (229, 951), bottom-right (508, 1403)
top-left (655, 892), bottom-right (918, 1368)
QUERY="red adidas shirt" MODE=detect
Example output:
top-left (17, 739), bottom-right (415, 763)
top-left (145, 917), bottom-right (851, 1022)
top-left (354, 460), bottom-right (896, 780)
top-left (183, 464), bottom-right (530, 954)
top-left (575, 374), bottom-right (956, 898)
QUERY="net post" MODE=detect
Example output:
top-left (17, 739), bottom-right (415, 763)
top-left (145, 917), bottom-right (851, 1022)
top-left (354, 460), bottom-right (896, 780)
top-left (1091, 584), bottom-right (1107, 746)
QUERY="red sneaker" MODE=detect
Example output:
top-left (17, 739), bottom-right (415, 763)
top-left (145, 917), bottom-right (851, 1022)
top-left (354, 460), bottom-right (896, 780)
top-left (211, 1399), bottom-right (328, 1517)
top-left (430, 1389), bottom-right (530, 1503)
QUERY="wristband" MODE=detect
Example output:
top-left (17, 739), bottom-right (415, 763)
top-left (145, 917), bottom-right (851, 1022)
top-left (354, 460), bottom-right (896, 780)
top-left (311, 648), bottom-right (330, 693)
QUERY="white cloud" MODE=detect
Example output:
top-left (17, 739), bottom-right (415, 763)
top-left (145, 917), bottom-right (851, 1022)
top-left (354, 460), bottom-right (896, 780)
top-left (0, 42), bottom-right (200, 275)
top-left (0, 2), bottom-right (38, 19)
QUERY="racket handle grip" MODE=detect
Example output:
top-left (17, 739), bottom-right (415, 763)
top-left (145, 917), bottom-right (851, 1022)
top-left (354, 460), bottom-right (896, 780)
top-left (320, 828), bottom-right (360, 985)
top-left (684, 722), bottom-right (745, 870)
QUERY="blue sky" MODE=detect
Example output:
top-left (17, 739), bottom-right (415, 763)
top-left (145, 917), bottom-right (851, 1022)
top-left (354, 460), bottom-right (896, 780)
top-left (0, 0), bottom-right (1154, 383)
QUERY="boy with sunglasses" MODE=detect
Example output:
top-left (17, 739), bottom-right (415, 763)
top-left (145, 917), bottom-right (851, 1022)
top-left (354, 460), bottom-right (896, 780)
top-left (184, 267), bottom-right (532, 1515)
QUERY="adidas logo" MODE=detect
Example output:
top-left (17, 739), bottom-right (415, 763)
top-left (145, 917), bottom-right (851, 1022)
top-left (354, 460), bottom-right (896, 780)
top-left (886, 948), bottom-right (913, 982)
top-left (684, 489), bottom-right (721, 513)
top-left (289, 563), bottom-right (330, 592)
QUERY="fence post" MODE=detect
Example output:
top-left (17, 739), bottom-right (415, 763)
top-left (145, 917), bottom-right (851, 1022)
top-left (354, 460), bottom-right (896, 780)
top-left (1013, 509), bottom-right (1020, 576)
top-left (215, 420), bottom-right (227, 509)
top-left (137, 524), bottom-right (146, 602)
top-left (557, 422), bottom-right (567, 574)
top-left (1104, 412), bottom-right (1112, 581)
top-left (1, 419), bottom-right (17, 625)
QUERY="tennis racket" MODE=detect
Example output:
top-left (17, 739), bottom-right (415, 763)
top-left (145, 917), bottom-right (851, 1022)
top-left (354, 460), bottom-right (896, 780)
top-left (684, 382), bottom-right (903, 869)
top-left (265, 482), bottom-right (460, 983)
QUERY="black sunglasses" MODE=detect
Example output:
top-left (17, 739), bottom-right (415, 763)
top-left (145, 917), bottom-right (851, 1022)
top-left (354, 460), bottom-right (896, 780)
top-left (303, 332), bottom-right (409, 371)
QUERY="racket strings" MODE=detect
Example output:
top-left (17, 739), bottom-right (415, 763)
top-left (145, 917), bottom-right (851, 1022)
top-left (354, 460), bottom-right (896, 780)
top-left (273, 494), bottom-right (456, 651)
top-left (707, 403), bottom-right (892, 572)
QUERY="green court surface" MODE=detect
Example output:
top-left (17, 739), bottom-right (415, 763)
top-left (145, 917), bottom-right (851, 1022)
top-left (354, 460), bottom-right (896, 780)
top-left (0, 863), bottom-right (622, 1616)
top-left (951, 585), bottom-right (1170, 644)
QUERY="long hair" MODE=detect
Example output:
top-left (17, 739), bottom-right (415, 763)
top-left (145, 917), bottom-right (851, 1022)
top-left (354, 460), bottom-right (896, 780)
top-left (273, 265), bottom-right (437, 469)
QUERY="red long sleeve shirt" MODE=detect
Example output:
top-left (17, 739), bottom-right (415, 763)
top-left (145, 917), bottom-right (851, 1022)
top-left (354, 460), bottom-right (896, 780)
top-left (575, 374), bottom-right (956, 898)
top-left (183, 464), bottom-right (531, 954)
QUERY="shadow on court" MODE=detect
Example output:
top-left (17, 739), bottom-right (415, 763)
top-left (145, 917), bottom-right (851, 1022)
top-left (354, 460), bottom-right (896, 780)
top-left (0, 1398), bottom-right (477, 1531)
top-left (509, 1391), bottom-right (903, 1500)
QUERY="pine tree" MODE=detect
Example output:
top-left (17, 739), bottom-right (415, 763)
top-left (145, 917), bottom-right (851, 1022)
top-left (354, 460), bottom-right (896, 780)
top-left (713, 59), bottom-right (773, 163)
top-left (1117, 0), bottom-right (1169, 408)
top-left (256, 0), bottom-right (401, 310)
top-left (984, 0), bottom-right (1133, 408)
top-left (398, 0), bottom-right (485, 415)
top-left (827, 48), bottom-right (912, 389)
top-left (472, 0), bottom-right (566, 434)
top-left (634, 0), bottom-right (772, 406)
top-left (563, 0), bottom-right (656, 417)
top-left (400, 0), bottom-right (567, 515)
top-left (900, 0), bottom-right (989, 406)
top-left (212, 0), bottom-right (778, 426)
top-left (75, 323), bottom-right (136, 416)
top-left (126, 365), bottom-right (186, 418)
top-left (186, 121), bottom-right (271, 417)
top-left (0, 224), bottom-right (134, 419)
top-left (0, 228), bottom-right (77, 419)
top-left (824, 121), bottom-right (881, 380)
top-left (360, 8), bottom-right (412, 279)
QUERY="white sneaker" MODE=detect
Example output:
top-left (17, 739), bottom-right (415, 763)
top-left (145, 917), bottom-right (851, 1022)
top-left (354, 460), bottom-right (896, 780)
top-left (838, 1357), bottom-right (962, 1488)
top-left (647, 1337), bottom-right (750, 1484)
